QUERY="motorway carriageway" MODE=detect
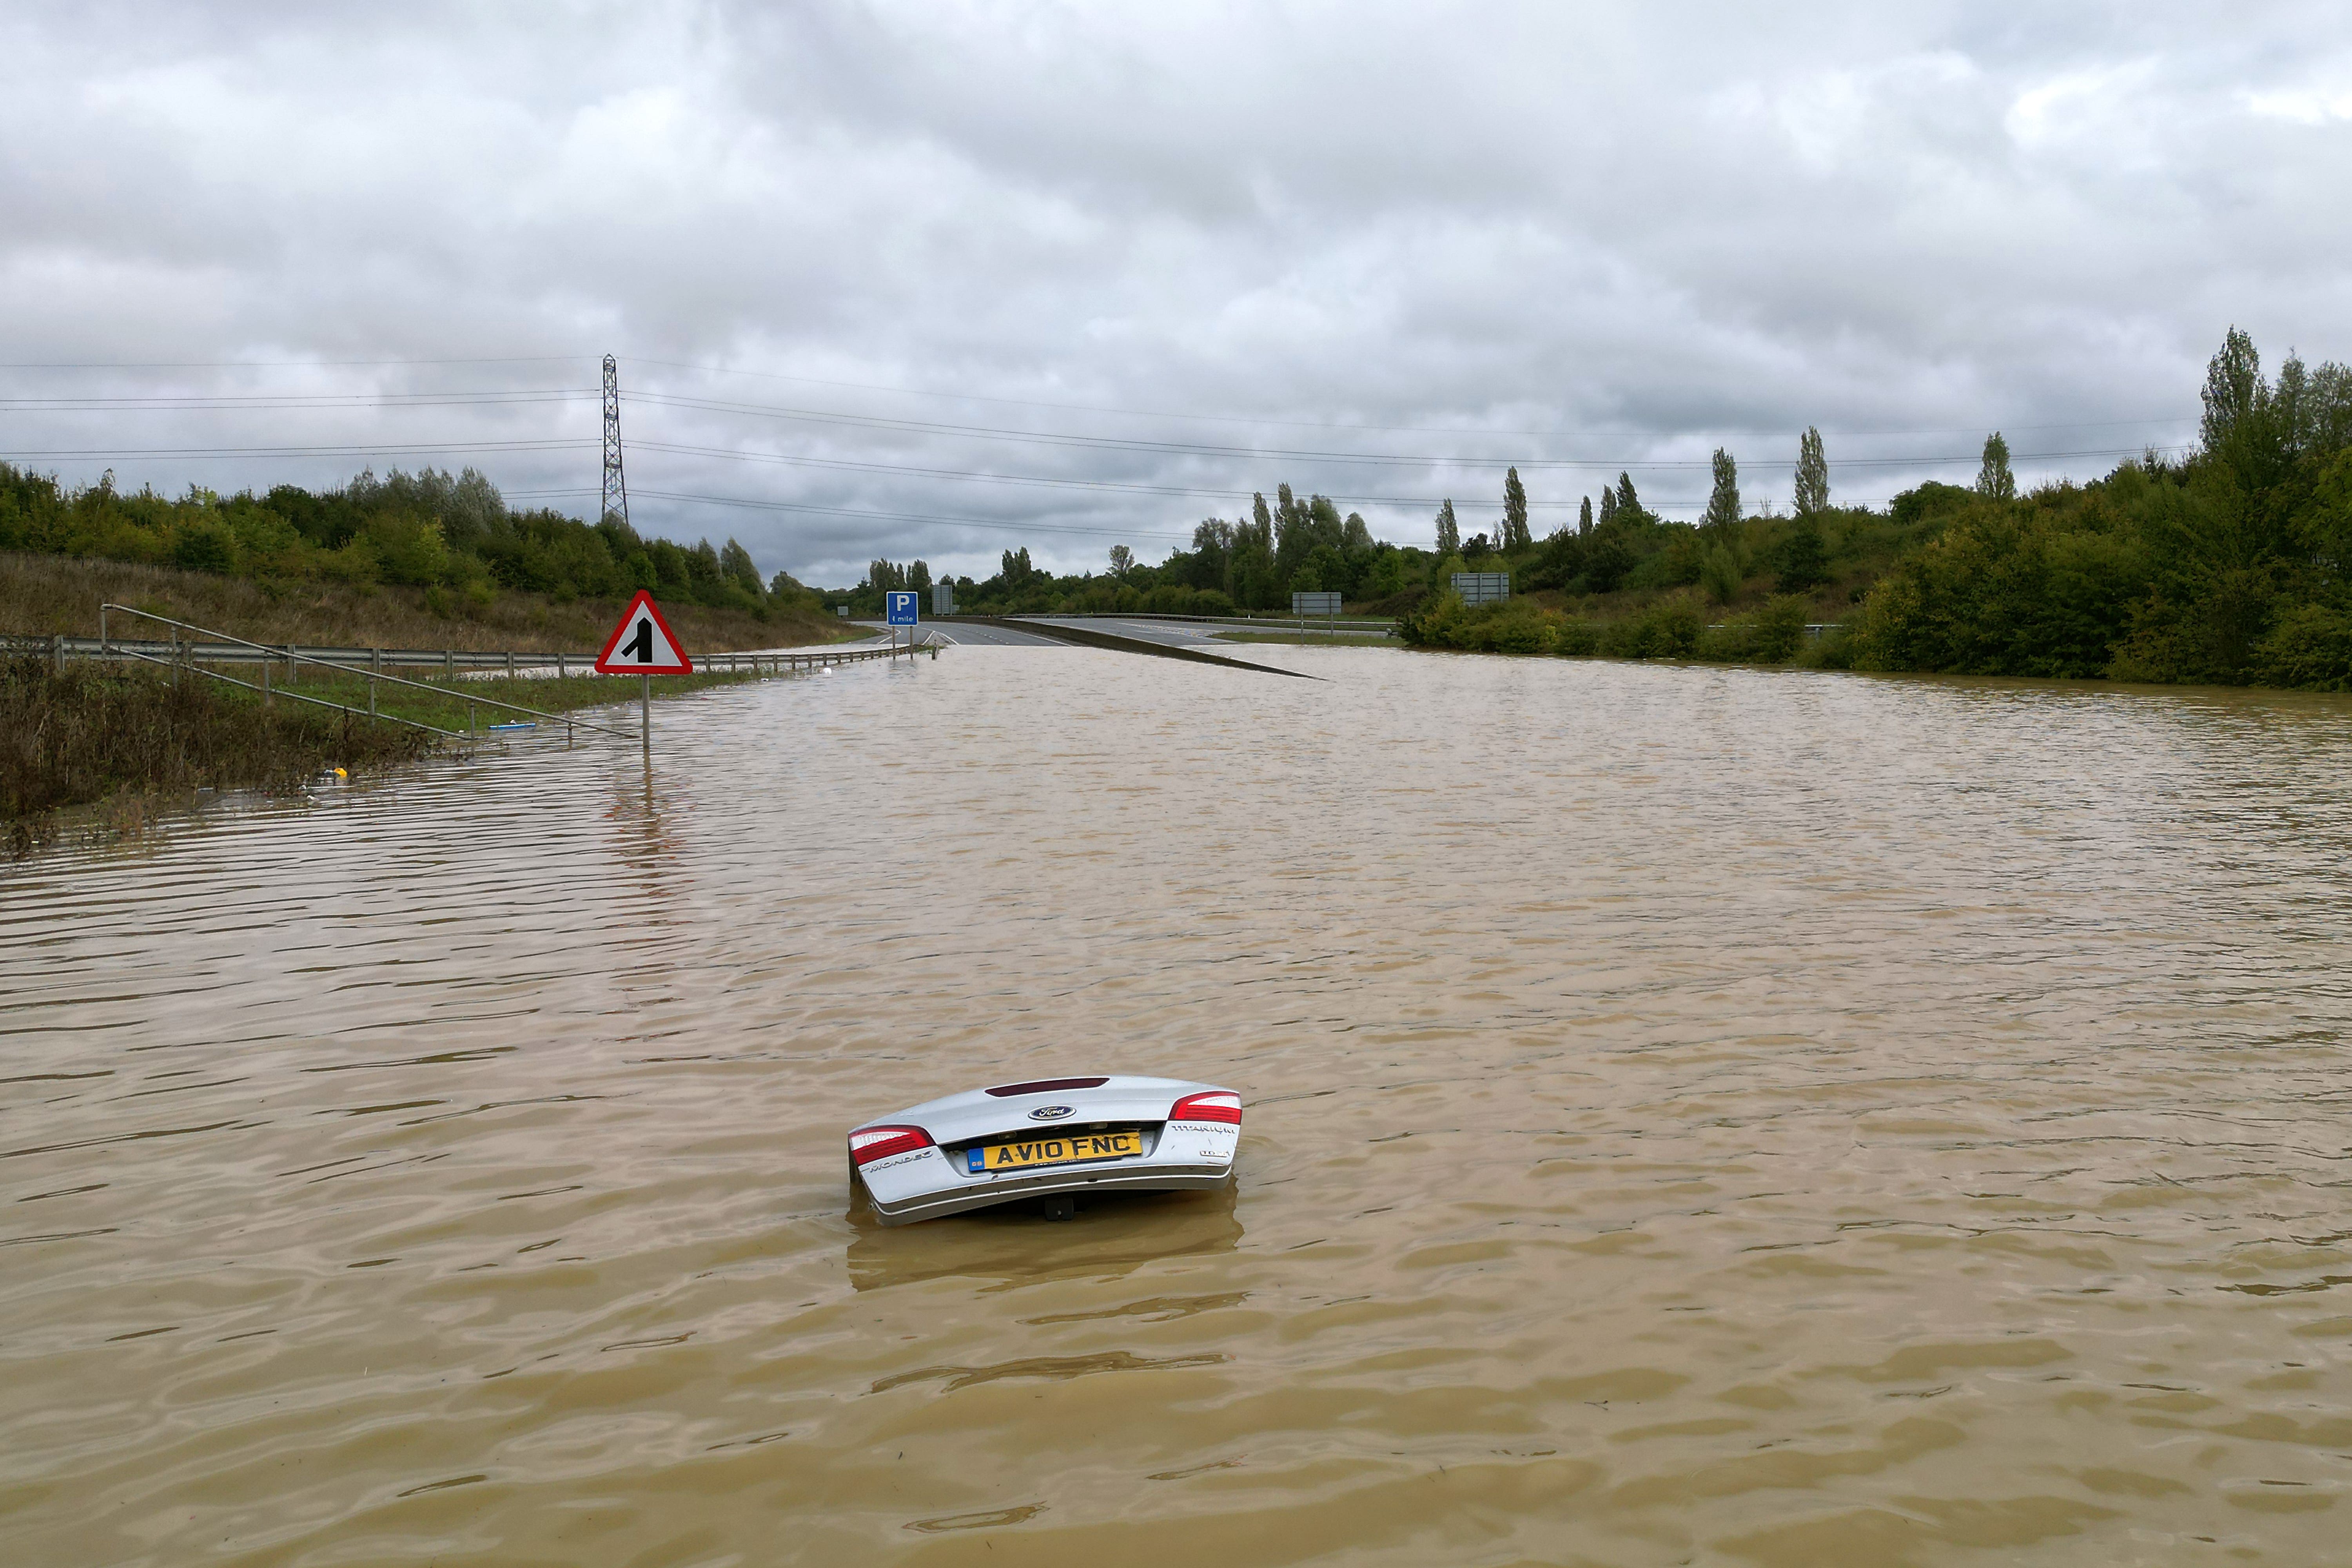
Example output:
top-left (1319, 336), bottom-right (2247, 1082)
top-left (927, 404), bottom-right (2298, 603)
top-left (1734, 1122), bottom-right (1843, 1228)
top-left (860, 618), bottom-right (1377, 648)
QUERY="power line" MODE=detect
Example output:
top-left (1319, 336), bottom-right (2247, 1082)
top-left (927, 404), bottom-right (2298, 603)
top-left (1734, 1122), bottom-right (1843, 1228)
top-left (518, 486), bottom-right (1197, 542)
top-left (631, 356), bottom-right (2197, 443)
top-left (622, 436), bottom-right (2185, 508)
top-left (0, 390), bottom-right (594, 412)
top-left (0, 439), bottom-right (592, 461)
top-left (0, 355), bottom-right (588, 371)
top-left (624, 388), bottom-right (2180, 472)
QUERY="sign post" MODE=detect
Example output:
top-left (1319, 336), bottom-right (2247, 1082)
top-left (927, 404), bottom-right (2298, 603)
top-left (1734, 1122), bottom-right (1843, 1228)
top-left (595, 590), bottom-right (694, 743)
top-left (886, 590), bottom-right (919, 659)
top-left (1290, 589), bottom-right (1341, 636)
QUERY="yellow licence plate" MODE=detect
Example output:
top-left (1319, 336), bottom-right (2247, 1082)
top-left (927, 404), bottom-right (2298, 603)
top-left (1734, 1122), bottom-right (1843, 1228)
top-left (968, 1129), bottom-right (1142, 1174)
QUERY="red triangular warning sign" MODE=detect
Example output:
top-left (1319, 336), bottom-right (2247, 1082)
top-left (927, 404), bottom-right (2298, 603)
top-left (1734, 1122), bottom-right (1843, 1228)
top-left (595, 591), bottom-right (694, 675)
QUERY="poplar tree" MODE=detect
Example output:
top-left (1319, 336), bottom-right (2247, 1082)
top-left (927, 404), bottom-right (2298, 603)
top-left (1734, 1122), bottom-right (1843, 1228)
top-left (2201, 326), bottom-right (2261, 451)
top-left (1435, 499), bottom-right (1460, 555)
top-left (1503, 468), bottom-right (1530, 550)
top-left (1615, 472), bottom-right (1641, 518)
top-left (1579, 495), bottom-right (1594, 534)
top-left (1975, 433), bottom-right (2016, 501)
top-left (1599, 487), bottom-right (1618, 525)
top-left (1794, 426), bottom-right (1830, 517)
top-left (1702, 449), bottom-right (1741, 533)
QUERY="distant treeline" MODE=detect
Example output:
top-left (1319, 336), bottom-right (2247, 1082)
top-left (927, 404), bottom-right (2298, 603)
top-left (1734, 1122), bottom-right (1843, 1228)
top-left (1854, 331), bottom-right (2352, 686)
top-left (0, 463), bottom-right (824, 621)
top-left (850, 328), bottom-right (2350, 691)
top-left (836, 486), bottom-right (1413, 618)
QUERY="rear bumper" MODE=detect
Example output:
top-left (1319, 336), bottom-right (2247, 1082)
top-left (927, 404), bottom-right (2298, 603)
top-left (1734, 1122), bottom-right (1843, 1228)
top-left (862, 1159), bottom-right (1235, 1226)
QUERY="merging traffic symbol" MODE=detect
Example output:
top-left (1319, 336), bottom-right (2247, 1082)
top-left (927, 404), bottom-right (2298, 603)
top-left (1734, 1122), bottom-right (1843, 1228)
top-left (595, 591), bottom-right (694, 675)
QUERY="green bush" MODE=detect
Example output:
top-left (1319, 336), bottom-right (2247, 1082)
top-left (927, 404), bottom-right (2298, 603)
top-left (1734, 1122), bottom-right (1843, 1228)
top-left (1601, 596), bottom-right (1704, 659)
top-left (1552, 618), bottom-right (1600, 656)
top-left (2252, 601), bottom-right (2352, 690)
top-left (170, 520), bottom-right (236, 575)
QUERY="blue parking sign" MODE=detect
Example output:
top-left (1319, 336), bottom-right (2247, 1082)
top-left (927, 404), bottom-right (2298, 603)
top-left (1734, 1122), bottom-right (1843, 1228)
top-left (886, 591), bottom-right (919, 626)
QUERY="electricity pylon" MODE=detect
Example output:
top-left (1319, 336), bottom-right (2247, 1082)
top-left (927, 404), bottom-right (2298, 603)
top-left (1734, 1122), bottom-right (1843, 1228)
top-left (601, 354), bottom-right (629, 528)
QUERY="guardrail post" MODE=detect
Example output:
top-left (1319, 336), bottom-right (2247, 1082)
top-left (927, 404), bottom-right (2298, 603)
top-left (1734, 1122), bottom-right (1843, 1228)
top-left (52, 633), bottom-right (64, 673)
top-left (506, 650), bottom-right (515, 679)
top-left (99, 604), bottom-right (109, 664)
top-left (261, 651), bottom-right (271, 711)
top-left (444, 648), bottom-right (454, 679)
top-left (557, 653), bottom-right (567, 679)
top-left (285, 645), bottom-right (297, 687)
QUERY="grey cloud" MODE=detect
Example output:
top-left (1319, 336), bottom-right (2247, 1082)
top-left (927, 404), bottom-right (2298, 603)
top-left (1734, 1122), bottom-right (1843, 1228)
top-left (3, 1), bottom-right (2349, 587)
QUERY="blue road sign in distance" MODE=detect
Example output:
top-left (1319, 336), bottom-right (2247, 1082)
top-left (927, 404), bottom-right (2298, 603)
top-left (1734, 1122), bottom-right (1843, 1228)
top-left (886, 591), bottom-right (919, 626)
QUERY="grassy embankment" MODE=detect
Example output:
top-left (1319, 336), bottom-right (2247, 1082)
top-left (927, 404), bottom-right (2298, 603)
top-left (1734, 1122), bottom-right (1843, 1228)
top-left (0, 551), bottom-right (827, 853)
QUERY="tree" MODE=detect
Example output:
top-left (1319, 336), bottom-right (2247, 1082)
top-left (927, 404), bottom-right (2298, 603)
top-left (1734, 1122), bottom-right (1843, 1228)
top-left (1107, 544), bottom-right (1132, 577)
top-left (1976, 432), bottom-right (2016, 501)
top-left (2202, 326), bottom-right (2262, 452)
top-left (1774, 518), bottom-right (1827, 592)
top-left (908, 559), bottom-right (932, 592)
top-left (1794, 426), bottom-right (1830, 517)
top-left (1702, 449), bottom-right (1741, 533)
top-left (1435, 499), bottom-right (1460, 555)
top-left (1579, 495), bottom-right (1594, 534)
top-left (1615, 472), bottom-right (1642, 517)
top-left (719, 537), bottom-right (764, 595)
top-left (1503, 467), bottom-right (1530, 550)
top-left (1599, 486), bottom-right (1618, 526)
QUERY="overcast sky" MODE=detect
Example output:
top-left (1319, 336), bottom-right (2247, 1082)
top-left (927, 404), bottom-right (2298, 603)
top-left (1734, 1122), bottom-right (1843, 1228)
top-left (4, 2), bottom-right (2349, 588)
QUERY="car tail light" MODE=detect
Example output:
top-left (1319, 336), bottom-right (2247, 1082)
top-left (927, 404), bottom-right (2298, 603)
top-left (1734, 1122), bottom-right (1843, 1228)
top-left (1169, 1091), bottom-right (1241, 1125)
top-left (848, 1125), bottom-right (934, 1166)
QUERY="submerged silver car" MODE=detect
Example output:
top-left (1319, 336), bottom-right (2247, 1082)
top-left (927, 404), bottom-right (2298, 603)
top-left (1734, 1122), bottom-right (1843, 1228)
top-left (847, 1074), bottom-right (1242, 1225)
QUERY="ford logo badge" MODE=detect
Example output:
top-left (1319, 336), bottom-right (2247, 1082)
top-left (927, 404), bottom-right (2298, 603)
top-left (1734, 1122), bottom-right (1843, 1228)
top-left (1028, 1105), bottom-right (1074, 1122)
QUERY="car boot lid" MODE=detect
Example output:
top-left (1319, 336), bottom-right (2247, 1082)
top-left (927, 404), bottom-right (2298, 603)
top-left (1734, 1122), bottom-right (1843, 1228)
top-left (851, 1074), bottom-right (1234, 1148)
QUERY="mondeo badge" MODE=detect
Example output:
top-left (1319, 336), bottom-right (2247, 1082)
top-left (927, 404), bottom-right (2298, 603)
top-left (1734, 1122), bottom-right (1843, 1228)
top-left (1028, 1105), bottom-right (1075, 1121)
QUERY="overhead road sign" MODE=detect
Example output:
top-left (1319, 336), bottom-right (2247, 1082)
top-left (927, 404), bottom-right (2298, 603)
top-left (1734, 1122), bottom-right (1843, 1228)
top-left (886, 592), bottom-right (919, 627)
top-left (596, 591), bottom-right (694, 674)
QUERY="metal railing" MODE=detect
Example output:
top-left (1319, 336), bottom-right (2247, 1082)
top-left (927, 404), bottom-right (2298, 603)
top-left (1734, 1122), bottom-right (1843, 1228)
top-left (78, 606), bottom-right (645, 744)
top-left (11, 633), bottom-right (919, 679)
top-left (11, 611), bottom-right (940, 744)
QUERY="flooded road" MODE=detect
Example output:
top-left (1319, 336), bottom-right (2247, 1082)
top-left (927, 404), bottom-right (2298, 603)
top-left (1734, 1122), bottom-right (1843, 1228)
top-left (5, 647), bottom-right (2352, 1566)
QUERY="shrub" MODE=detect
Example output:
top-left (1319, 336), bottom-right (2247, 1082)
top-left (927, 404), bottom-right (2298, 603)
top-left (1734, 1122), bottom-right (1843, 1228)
top-left (1700, 543), bottom-right (1743, 605)
top-left (1601, 595), bottom-right (1703, 659)
top-left (1397, 588), bottom-right (1470, 647)
top-left (1552, 618), bottom-right (1600, 656)
top-left (2252, 601), bottom-right (2352, 690)
top-left (171, 520), bottom-right (237, 575)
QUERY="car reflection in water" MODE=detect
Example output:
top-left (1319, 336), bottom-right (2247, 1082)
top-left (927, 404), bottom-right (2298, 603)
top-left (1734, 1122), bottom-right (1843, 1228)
top-left (844, 1179), bottom-right (1243, 1294)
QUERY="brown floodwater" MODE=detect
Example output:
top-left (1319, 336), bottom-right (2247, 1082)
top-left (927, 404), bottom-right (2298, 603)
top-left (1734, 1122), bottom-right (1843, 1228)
top-left (5, 646), bottom-right (2351, 1566)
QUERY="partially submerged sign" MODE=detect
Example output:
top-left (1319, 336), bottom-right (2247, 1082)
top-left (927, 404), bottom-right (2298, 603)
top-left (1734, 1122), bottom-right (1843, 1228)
top-left (886, 591), bottom-right (919, 627)
top-left (595, 591), bottom-right (693, 675)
